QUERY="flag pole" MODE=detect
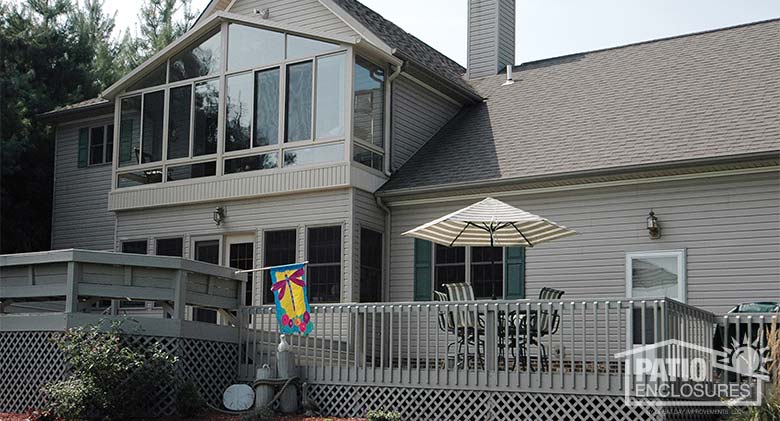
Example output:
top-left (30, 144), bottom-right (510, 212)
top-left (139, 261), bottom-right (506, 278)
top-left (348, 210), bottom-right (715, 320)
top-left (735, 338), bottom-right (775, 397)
top-left (234, 261), bottom-right (309, 275)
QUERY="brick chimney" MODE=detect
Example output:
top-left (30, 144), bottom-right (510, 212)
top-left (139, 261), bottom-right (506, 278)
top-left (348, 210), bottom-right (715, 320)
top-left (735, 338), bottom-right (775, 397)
top-left (467, 0), bottom-right (516, 79)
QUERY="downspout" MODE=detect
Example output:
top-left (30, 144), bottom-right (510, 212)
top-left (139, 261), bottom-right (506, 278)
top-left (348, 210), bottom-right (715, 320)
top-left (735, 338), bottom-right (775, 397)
top-left (376, 196), bottom-right (392, 302)
top-left (383, 62), bottom-right (403, 176)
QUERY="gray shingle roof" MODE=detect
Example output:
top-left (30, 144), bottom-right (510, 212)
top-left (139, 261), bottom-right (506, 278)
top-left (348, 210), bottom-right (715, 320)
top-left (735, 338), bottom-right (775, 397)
top-left (380, 19), bottom-right (780, 193)
top-left (330, 0), bottom-right (476, 96)
top-left (40, 97), bottom-right (112, 118)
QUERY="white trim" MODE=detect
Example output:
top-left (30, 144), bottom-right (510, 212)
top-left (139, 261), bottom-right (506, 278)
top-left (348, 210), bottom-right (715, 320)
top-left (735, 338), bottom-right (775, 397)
top-left (384, 166), bottom-right (780, 207)
top-left (625, 249), bottom-right (687, 303)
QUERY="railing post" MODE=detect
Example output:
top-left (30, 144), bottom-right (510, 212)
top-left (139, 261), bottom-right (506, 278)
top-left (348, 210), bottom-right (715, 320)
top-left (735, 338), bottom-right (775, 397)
top-left (65, 262), bottom-right (79, 313)
top-left (173, 270), bottom-right (187, 320)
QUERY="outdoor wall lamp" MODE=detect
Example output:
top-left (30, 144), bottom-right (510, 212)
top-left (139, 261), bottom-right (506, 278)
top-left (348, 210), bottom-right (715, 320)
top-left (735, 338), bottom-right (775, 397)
top-left (647, 210), bottom-right (661, 240)
top-left (213, 207), bottom-right (225, 226)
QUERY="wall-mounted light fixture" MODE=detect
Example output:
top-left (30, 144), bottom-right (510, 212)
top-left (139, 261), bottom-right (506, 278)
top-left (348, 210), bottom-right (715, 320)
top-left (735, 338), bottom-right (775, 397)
top-left (213, 207), bottom-right (225, 226)
top-left (647, 210), bottom-right (661, 240)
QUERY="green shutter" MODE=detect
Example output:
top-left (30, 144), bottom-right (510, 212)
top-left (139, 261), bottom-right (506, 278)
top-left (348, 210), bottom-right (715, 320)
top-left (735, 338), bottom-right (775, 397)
top-left (413, 239), bottom-right (432, 301)
top-left (77, 128), bottom-right (89, 168)
top-left (505, 246), bottom-right (526, 299)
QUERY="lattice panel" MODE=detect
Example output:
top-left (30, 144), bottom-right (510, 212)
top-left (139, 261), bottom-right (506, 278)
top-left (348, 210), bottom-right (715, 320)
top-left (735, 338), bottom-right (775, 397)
top-left (0, 331), bottom-right (67, 414)
top-left (1, 331), bottom-right (238, 416)
top-left (307, 384), bottom-right (718, 421)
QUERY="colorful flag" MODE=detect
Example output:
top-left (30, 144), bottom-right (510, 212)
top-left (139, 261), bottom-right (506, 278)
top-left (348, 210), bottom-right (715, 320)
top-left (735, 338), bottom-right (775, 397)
top-left (269, 263), bottom-right (313, 335)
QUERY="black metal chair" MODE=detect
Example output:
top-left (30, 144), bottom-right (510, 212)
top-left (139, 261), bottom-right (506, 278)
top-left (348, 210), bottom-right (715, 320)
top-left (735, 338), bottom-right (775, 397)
top-left (434, 287), bottom-right (485, 368)
top-left (514, 287), bottom-right (565, 371)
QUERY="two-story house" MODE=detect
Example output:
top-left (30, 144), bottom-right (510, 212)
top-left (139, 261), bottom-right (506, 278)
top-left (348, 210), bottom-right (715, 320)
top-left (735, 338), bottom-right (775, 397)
top-left (38, 0), bottom-right (778, 316)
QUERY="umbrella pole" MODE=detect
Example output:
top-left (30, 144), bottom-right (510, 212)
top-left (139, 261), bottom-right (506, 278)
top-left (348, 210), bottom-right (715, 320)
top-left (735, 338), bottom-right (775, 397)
top-left (490, 231), bottom-right (497, 300)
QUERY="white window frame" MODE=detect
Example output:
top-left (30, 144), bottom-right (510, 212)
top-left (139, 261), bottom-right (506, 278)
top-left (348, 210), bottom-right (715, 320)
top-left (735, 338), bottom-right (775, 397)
top-left (351, 55), bottom-right (387, 173)
top-left (625, 249), bottom-right (687, 303)
top-left (87, 123), bottom-right (114, 166)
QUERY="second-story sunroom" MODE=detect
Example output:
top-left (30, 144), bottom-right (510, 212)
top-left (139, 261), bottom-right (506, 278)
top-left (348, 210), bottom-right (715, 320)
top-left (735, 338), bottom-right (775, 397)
top-left (102, 11), bottom-right (397, 211)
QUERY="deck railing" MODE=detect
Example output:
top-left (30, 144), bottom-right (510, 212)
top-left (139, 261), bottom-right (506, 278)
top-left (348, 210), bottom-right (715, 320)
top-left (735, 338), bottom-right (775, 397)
top-left (238, 298), bottom-right (717, 395)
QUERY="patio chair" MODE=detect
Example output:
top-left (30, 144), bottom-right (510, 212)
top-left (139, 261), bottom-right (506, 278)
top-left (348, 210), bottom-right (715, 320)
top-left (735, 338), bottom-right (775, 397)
top-left (443, 283), bottom-right (485, 368)
top-left (515, 287), bottom-right (565, 371)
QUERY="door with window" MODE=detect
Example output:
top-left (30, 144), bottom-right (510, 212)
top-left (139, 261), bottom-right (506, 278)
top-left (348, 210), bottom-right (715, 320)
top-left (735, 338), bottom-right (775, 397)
top-left (225, 235), bottom-right (255, 306)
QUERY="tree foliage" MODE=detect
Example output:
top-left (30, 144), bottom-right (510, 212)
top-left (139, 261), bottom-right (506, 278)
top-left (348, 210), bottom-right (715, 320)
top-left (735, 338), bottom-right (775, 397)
top-left (0, 0), bottom-right (195, 253)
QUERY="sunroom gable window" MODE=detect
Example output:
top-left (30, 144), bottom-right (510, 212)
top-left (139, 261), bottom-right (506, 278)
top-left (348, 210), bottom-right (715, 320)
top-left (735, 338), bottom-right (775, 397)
top-left (227, 24), bottom-right (284, 72)
top-left (169, 30), bottom-right (221, 83)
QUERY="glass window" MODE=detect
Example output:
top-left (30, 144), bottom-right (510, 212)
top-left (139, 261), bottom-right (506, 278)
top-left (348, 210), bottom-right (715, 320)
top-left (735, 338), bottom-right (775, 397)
top-left (122, 240), bottom-right (147, 254)
top-left (359, 228), bottom-right (382, 303)
top-left (167, 85), bottom-right (192, 159)
top-left (471, 247), bottom-right (503, 299)
top-left (287, 35), bottom-right (338, 59)
top-left (228, 24), bottom-right (284, 71)
top-left (353, 57), bottom-right (385, 148)
top-left (194, 240), bottom-right (220, 264)
top-left (353, 145), bottom-right (383, 171)
top-left (169, 30), bottom-right (221, 82)
top-left (284, 143), bottom-right (343, 167)
top-left (254, 68), bottom-right (280, 147)
top-left (156, 238), bottom-right (183, 257)
top-left (264, 230), bottom-right (296, 305)
top-left (193, 79), bottom-right (219, 156)
top-left (117, 169), bottom-right (163, 188)
top-left (105, 124), bottom-right (114, 163)
top-left (89, 126), bottom-right (105, 165)
top-left (225, 73), bottom-right (253, 152)
top-left (119, 96), bottom-right (142, 167)
top-left (434, 245), bottom-right (465, 293)
top-left (315, 54), bottom-right (346, 139)
top-left (128, 64), bottom-right (167, 91)
top-left (228, 242), bottom-right (255, 306)
top-left (166, 161), bottom-right (216, 182)
top-left (224, 153), bottom-right (278, 174)
top-left (627, 251), bottom-right (686, 301)
top-left (141, 90), bottom-right (165, 163)
top-left (285, 61), bottom-right (313, 142)
top-left (307, 226), bottom-right (341, 303)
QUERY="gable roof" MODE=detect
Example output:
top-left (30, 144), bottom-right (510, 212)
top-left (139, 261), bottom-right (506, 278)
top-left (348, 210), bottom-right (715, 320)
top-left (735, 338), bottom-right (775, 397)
top-left (198, 0), bottom-right (477, 98)
top-left (379, 19), bottom-right (780, 194)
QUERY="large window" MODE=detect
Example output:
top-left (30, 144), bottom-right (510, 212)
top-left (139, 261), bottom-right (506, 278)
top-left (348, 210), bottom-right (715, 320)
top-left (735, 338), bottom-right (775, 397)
top-left (626, 250), bottom-right (687, 302)
top-left (264, 230), bottom-right (297, 305)
top-left (307, 226), bottom-right (341, 303)
top-left (433, 245), bottom-right (505, 299)
top-left (353, 56), bottom-right (385, 171)
top-left (121, 240), bottom-right (148, 255)
top-left (359, 228), bottom-right (382, 303)
top-left (116, 23), bottom-right (348, 189)
top-left (156, 238), bottom-right (183, 257)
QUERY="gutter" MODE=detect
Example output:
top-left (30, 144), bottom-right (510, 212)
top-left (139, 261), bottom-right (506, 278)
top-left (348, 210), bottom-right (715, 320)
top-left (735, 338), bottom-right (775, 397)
top-left (376, 150), bottom-right (780, 199)
top-left (384, 62), bottom-right (404, 176)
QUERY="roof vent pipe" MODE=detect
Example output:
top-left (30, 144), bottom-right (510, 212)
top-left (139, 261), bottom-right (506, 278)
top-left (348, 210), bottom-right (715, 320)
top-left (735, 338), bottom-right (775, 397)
top-left (503, 65), bottom-right (515, 86)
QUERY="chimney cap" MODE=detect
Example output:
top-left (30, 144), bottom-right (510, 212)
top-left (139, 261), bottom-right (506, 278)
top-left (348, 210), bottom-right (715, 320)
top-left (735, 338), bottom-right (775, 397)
top-left (503, 65), bottom-right (515, 86)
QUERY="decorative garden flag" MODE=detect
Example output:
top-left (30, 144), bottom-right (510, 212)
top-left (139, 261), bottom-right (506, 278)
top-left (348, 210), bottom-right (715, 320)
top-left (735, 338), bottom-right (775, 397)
top-left (270, 263), bottom-right (313, 336)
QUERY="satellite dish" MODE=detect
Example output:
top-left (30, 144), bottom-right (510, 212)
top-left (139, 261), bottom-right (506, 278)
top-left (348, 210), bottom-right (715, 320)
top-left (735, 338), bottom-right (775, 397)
top-left (223, 384), bottom-right (255, 411)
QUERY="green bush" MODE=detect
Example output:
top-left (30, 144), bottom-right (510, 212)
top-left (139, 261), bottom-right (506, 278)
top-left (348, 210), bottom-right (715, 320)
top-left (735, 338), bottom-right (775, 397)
top-left (367, 409), bottom-right (402, 421)
top-left (176, 380), bottom-right (206, 418)
top-left (42, 319), bottom-right (178, 420)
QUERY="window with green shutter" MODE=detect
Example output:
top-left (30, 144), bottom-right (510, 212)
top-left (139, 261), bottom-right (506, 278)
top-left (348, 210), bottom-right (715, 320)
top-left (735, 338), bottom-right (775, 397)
top-left (77, 128), bottom-right (89, 168)
top-left (504, 246), bottom-right (526, 299)
top-left (413, 239), bottom-right (432, 301)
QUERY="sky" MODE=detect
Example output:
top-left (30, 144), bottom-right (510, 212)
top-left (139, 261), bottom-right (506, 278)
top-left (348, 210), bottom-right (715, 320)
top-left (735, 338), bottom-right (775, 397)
top-left (103, 0), bottom-right (780, 65)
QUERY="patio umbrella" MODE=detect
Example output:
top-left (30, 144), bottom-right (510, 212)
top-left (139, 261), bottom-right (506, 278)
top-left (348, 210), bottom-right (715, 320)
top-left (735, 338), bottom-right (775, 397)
top-left (402, 197), bottom-right (576, 298)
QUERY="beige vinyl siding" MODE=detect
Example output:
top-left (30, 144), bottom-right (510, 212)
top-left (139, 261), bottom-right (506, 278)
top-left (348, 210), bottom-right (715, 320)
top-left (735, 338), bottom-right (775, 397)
top-left (51, 118), bottom-right (115, 251)
top-left (388, 171), bottom-right (780, 315)
top-left (391, 75), bottom-right (462, 172)
top-left (115, 189), bottom-right (355, 303)
top-left (228, 0), bottom-right (357, 37)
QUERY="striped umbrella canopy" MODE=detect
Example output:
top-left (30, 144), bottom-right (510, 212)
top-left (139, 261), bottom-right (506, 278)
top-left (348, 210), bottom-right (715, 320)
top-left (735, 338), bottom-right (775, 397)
top-left (402, 197), bottom-right (576, 248)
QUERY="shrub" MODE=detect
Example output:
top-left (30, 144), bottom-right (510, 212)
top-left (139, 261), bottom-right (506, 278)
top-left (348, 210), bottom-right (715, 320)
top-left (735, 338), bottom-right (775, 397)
top-left (42, 319), bottom-right (178, 420)
top-left (367, 409), bottom-right (402, 421)
top-left (176, 380), bottom-right (206, 418)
